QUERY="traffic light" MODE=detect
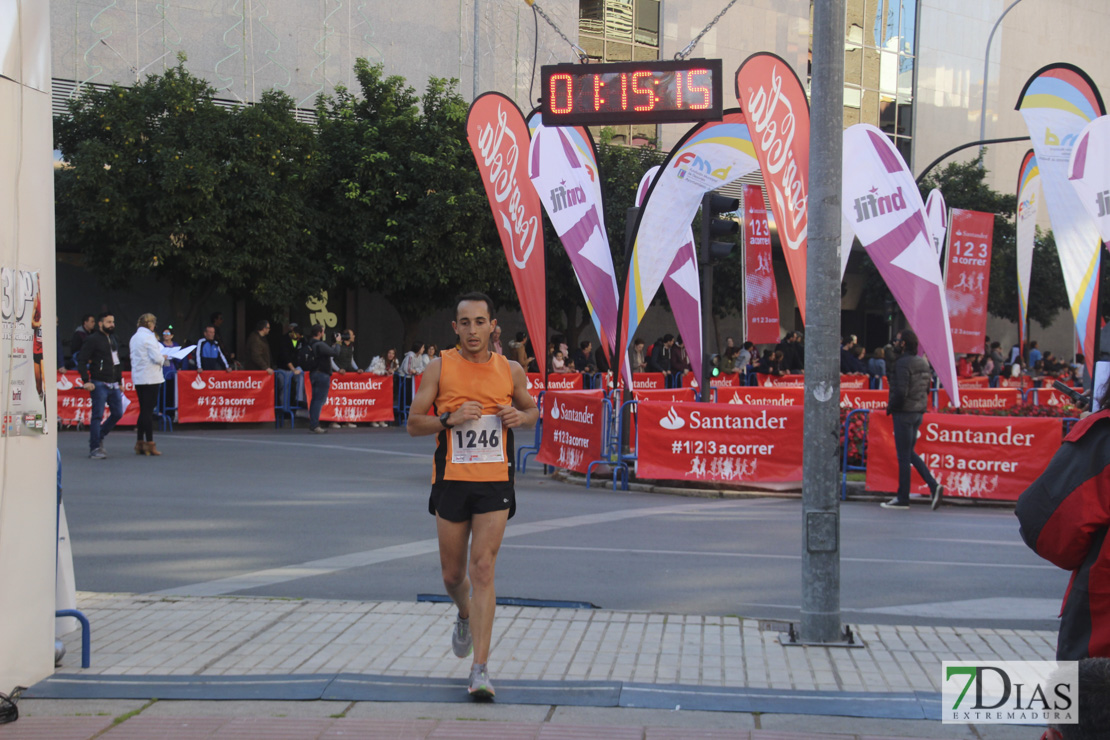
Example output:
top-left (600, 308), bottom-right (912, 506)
top-left (701, 192), bottom-right (739, 261)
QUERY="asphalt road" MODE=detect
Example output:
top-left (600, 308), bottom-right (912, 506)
top-left (57, 425), bottom-right (1065, 631)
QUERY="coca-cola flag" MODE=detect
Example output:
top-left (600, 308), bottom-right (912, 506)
top-left (866, 413), bottom-right (1061, 501)
top-left (925, 188), bottom-right (948, 257)
top-left (528, 119), bottom-right (620, 355)
top-left (842, 123), bottom-right (960, 407)
top-left (637, 401), bottom-right (804, 483)
top-left (535, 390), bottom-right (605, 474)
top-left (1017, 64), bottom-right (1105, 378)
top-left (467, 93), bottom-right (546, 375)
top-left (743, 184), bottom-right (779, 344)
top-left (944, 209), bottom-right (995, 354)
top-left (619, 112), bottom-right (759, 390)
top-left (1016, 150), bottom-right (1041, 351)
top-left (735, 53), bottom-right (810, 322)
top-left (176, 371), bottom-right (275, 424)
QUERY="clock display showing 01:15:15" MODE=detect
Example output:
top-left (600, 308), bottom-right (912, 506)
top-left (540, 59), bottom-right (723, 126)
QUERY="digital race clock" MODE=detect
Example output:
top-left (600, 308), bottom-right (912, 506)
top-left (540, 59), bottom-right (723, 126)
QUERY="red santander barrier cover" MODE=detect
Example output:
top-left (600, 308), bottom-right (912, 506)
top-left (176, 371), bottom-right (275, 423)
top-left (305, 373), bottom-right (394, 423)
top-left (958, 376), bottom-right (991, 388)
top-left (630, 373), bottom-right (666, 391)
top-left (716, 386), bottom-right (804, 406)
top-left (526, 373), bottom-right (583, 407)
top-left (839, 375), bottom-right (870, 389)
top-left (637, 401), bottom-right (803, 483)
top-left (866, 412), bottom-right (1061, 501)
top-left (681, 372), bottom-right (740, 388)
top-left (756, 373), bottom-right (805, 387)
top-left (634, 388), bottom-right (697, 402)
top-left (838, 389), bottom-right (888, 410)
top-left (934, 387), bottom-right (1020, 411)
top-left (56, 371), bottom-right (139, 426)
top-left (536, 390), bottom-right (605, 473)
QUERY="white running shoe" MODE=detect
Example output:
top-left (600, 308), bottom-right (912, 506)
top-left (452, 615), bottom-right (472, 658)
top-left (467, 663), bottom-right (494, 700)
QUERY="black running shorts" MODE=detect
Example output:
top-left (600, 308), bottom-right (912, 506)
top-left (429, 480), bottom-right (516, 522)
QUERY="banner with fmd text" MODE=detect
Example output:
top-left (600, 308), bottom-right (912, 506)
top-left (944, 209), bottom-right (994, 354)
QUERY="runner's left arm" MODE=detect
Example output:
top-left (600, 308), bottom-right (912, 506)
top-left (496, 361), bottom-right (538, 429)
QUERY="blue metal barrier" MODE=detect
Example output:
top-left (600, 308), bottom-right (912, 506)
top-left (395, 374), bottom-right (414, 424)
top-left (840, 408), bottom-right (870, 500)
top-left (55, 609), bottom-right (91, 668)
top-left (274, 372), bottom-right (297, 429)
top-left (586, 398), bottom-right (628, 490)
top-left (157, 380), bottom-right (175, 432)
top-left (518, 391), bottom-right (544, 473)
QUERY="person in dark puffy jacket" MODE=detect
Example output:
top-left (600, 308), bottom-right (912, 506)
top-left (1016, 381), bottom-right (1110, 661)
top-left (881, 329), bottom-right (943, 511)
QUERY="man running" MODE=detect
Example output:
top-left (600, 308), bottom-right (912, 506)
top-left (407, 292), bottom-right (537, 700)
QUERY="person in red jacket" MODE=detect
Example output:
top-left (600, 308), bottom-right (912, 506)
top-left (1016, 382), bottom-right (1110, 660)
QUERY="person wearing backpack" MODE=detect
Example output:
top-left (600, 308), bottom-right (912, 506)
top-left (304, 324), bottom-right (342, 434)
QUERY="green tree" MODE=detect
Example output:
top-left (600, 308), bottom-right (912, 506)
top-left (54, 60), bottom-right (329, 332)
top-left (315, 61), bottom-right (507, 344)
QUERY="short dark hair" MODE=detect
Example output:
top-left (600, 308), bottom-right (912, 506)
top-left (516, 331), bottom-right (526, 342)
top-left (210, 312), bottom-right (223, 323)
top-left (455, 291), bottom-right (495, 318)
top-left (82, 313), bottom-right (95, 323)
top-left (633, 337), bottom-right (644, 346)
top-left (255, 319), bottom-right (270, 331)
top-left (580, 340), bottom-right (591, 350)
top-left (901, 330), bottom-right (919, 355)
top-left (743, 341), bottom-right (754, 350)
top-left (204, 324), bottom-right (217, 332)
top-left (310, 324), bottom-right (325, 338)
top-left (663, 333), bottom-right (674, 343)
top-left (410, 340), bottom-right (424, 353)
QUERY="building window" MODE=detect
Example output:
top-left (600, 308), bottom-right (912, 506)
top-left (578, 0), bottom-right (660, 145)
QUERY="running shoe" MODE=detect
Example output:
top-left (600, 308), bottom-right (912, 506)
top-left (931, 485), bottom-right (944, 511)
top-left (880, 498), bottom-right (909, 510)
top-left (452, 615), bottom-right (472, 658)
top-left (468, 663), bottom-right (494, 700)
top-left (88, 448), bottom-right (107, 460)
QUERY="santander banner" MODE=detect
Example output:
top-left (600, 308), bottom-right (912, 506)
top-left (1017, 64), bottom-right (1105, 379)
top-left (526, 373), bottom-right (583, 407)
top-left (717, 386), bottom-right (804, 406)
top-left (176, 371), bottom-right (275, 423)
top-left (866, 413), bottom-right (1062, 501)
top-left (56, 371), bottom-right (139, 426)
top-left (944, 209), bottom-right (995, 354)
top-left (735, 53), bottom-right (810, 322)
top-left (842, 123), bottom-right (959, 407)
top-left (536, 390), bottom-right (605, 474)
top-left (1016, 150), bottom-right (1041, 351)
top-left (637, 401), bottom-right (803, 483)
top-left (743, 183), bottom-right (780, 343)
top-left (683, 372), bottom-right (739, 389)
top-left (934, 387), bottom-right (1020, 411)
top-left (631, 373), bottom-right (666, 391)
top-left (304, 373), bottom-right (393, 423)
top-left (467, 93), bottom-right (546, 375)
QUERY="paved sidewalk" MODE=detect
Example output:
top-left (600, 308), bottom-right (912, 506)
top-left (8, 591), bottom-right (1059, 738)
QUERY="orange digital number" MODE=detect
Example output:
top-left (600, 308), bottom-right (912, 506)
top-left (549, 73), bottom-right (573, 114)
top-left (620, 73), bottom-right (629, 110)
top-left (631, 71), bottom-right (654, 112)
top-left (686, 69), bottom-right (710, 110)
top-left (593, 74), bottom-right (603, 111)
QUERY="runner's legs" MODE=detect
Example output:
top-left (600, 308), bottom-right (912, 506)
top-left (436, 514), bottom-right (472, 620)
top-left (468, 509), bottom-right (508, 665)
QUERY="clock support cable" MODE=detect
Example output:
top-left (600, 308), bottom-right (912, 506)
top-left (674, 0), bottom-right (742, 61)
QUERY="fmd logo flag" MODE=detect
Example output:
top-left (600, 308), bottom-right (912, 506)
top-left (618, 112), bottom-right (758, 389)
top-left (1068, 115), bottom-right (1110, 243)
top-left (841, 124), bottom-right (960, 408)
top-left (1016, 150), bottom-right (1041, 351)
top-left (1016, 64), bottom-right (1105, 379)
top-left (942, 661), bottom-right (1077, 725)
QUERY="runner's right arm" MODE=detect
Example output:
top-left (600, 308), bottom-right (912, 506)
top-left (406, 357), bottom-right (481, 437)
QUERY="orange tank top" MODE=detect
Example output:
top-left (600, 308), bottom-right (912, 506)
top-left (432, 348), bottom-right (515, 483)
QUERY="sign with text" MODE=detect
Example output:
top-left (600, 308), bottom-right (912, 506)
top-left (630, 372), bottom-right (666, 391)
top-left (526, 373), bottom-right (583, 407)
top-left (742, 183), bottom-right (780, 344)
top-left (305, 373), bottom-right (394, 423)
top-left (56, 371), bottom-right (139, 426)
top-left (945, 209), bottom-right (995, 354)
top-left (681, 371), bottom-right (739, 389)
top-left (866, 412), bottom-right (1061, 501)
top-left (959, 376), bottom-right (991, 388)
top-left (934, 388), bottom-right (1020, 412)
top-left (838, 389), bottom-right (889, 410)
top-left (716, 386), bottom-right (805, 406)
top-left (757, 373), bottom-right (805, 387)
top-left (176, 371), bottom-right (275, 423)
top-left (637, 401), bottom-right (803, 483)
top-left (536, 390), bottom-right (605, 473)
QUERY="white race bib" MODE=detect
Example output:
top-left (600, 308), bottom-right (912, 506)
top-left (111, 350), bottom-right (120, 366)
top-left (450, 414), bottom-right (504, 464)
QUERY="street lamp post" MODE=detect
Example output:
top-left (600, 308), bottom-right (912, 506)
top-left (978, 0), bottom-right (1029, 161)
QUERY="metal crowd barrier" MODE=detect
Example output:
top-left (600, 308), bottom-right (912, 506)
top-left (517, 391), bottom-right (544, 473)
top-left (586, 397), bottom-right (626, 490)
top-left (157, 379), bottom-right (175, 432)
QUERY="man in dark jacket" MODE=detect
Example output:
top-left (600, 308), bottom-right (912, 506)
top-left (647, 334), bottom-right (674, 375)
top-left (1016, 383), bottom-right (1110, 661)
top-left (68, 313), bottom-right (96, 369)
top-left (76, 312), bottom-right (124, 459)
top-left (244, 320), bottom-right (274, 373)
top-left (306, 324), bottom-right (342, 434)
top-left (881, 329), bottom-right (943, 510)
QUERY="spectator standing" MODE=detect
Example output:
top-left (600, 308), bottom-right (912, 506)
top-left (670, 336), bottom-right (691, 376)
top-left (881, 330), bottom-right (943, 511)
top-left (491, 326), bottom-right (503, 355)
top-left (648, 334), bottom-right (674, 374)
top-left (736, 341), bottom-right (754, 373)
top-left (401, 342), bottom-right (426, 376)
top-left (331, 330), bottom-right (359, 373)
top-left (275, 323), bottom-right (305, 406)
top-left (507, 332), bottom-right (531, 370)
top-left (867, 348), bottom-right (887, 388)
top-left (76, 312), bottom-right (124, 459)
top-left (720, 346), bottom-right (738, 374)
top-left (629, 338), bottom-right (647, 374)
top-left (68, 314), bottom-right (96, 369)
top-left (210, 311), bottom-right (235, 364)
top-left (244, 320), bottom-right (275, 374)
top-left (195, 325), bottom-right (231, 371)
top-left (1028, 340), bottom-right (1043, 368)
top-left (306, 324), bottom-right (341, 434)
top-left (987, 341), bottom-right (1005, 387)
top-left (129, 313), bottom-right (169, 456)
